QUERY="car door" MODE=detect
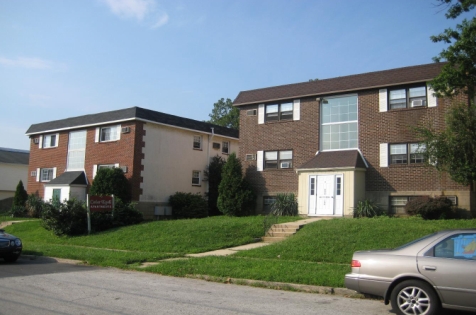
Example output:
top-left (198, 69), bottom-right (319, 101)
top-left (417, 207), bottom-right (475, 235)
top-left (417, 233), bottom-right (476, 310)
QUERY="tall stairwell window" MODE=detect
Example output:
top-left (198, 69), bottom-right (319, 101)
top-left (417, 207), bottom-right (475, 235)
top-left (320, 94), bottom-right (358, 151)
top-left (67, 130), bottom-right (87, 171)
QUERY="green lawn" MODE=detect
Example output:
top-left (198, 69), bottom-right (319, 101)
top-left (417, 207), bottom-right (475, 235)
top-left (4, 216), bottom-right (476, 288)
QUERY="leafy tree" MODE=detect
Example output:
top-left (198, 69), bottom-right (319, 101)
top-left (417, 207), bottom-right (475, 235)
top-left (89, 168), bottom-right (131, 202)
top-left (431, 0), bottom-right (476, 101)
top-left (415, 1), bottom-right (476, 188)
top-left (207, 98), bottom-right (239, 129)
top-left (204, 155), bottom-right (226, 216)
top-left (217, 153), bottom-right (255, 216)
top-left (12, 180), bottom-right (28, 208)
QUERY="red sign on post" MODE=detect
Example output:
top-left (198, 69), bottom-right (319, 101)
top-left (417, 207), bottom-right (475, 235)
top-left (89, 196), bottom-right (114, 212)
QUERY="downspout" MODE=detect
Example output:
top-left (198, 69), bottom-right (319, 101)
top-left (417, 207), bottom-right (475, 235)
top-left (207, 128), bottom-right (215, 196)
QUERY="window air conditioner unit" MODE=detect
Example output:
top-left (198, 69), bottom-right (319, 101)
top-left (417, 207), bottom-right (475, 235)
top-left (442, 195), bottom-right (457, 206)
top-left (31, 171), bottom-right (37, 177)
top-left (121, 127), bottom-right (131, 133)
top-left (411, 100), bottom-right (424, 107)
top-left (121, 166), bottom-right (128, 173)
top-left (245, 154), bottom-right (256, 161)
top-left (247, 109), bottom-right (257, 116)
top-left (33, 138), bottom-right (39, 144)
top-left (280, 162), bottom-right (291, 169)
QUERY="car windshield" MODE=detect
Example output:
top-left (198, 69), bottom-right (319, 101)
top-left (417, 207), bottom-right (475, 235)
top-left (394, 232), bottom-right (437, 250)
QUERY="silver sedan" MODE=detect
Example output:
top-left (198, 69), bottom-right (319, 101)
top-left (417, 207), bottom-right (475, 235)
top-left (345, 229), bottom-right (476, 315)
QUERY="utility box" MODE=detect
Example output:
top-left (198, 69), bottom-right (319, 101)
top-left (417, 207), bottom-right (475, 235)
top-left (154, 206), bottom-right (172, 216)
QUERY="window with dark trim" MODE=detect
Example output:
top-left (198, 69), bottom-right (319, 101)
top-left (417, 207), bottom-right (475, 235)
top-left (193, 136), bottom-right (202, 150)
top-left (192, 170), bottom-right (201, 185)
top-left (263, 196), bottom-right (276, 213)
top-left (265, 102), bottom-right (293, 121)
top-left (222, 141), bottom-right (229, 154)
top-left (264, 150), bottom-right (293, 169)
top-left (389, 85), bottom-right (427, 109)
top-left (40, 168), bottom-right (54, 182)
top-left (100, 126), bottom-right (119, 142)
top-left (389, 143), bottom-right (426, 165)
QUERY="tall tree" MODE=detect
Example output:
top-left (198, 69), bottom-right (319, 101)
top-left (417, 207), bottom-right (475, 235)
top-left (431, 0), bottom-right (476, 101)
top-left (217, 153), bottom-right (255, 216)
top-left (89, 168), bottom-right (131, 202)
top-left (207, 98), bottom-right (240, 129)
top-left (416, 1), bottom-right (476, 188)
top-left (204, 155), bottom-right (226, 216)
top-left (12, 180), bottom-right (28, 208)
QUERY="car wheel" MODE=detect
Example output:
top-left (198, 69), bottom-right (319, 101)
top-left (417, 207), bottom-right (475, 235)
top-left (4, 254), bottom-right (20, 263)
top-left (391, 280), bottom-right (441, 315)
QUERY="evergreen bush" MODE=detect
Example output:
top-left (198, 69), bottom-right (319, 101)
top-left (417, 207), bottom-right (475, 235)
top-left (169, 192), bottom-right (208, 219)
top-left (405, 196), bottom-right (454, 220)
top-left (12, 180), bottom-right (28, 209)
top-left (89, 167), bottom-right (131, 202)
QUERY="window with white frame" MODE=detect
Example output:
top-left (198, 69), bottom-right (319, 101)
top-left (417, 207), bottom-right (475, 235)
top-left (320, 95), bottom-right (358, 151)
top-left (264, 150), bottom-right (293, 169)
top-left (265, 102), bottom-right (293, 122)
top-left (43, 134), bottom-right (58, 148)
top-left (193, 136), bottom-right (202, 150)
top-left (390, 196), bottom-right (422, 214)
top-left (98, 164), bottom-right (116, 170)
top-left (67, 130), bottom-right (87, 170)
top-left (100, 126), bottom-right (120, 142)
top-left (41, 168), bottom-right (55, 182)
top-left (222, 141), bottom-right (229, 154)
top-left (389, 143), bottom-right (426, 165)
top-left (389, 85), bottom-right (427, 109)
top-left (192, 170), bottom-right (201, 185)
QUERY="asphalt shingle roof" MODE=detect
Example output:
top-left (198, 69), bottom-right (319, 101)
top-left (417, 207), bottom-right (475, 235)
top-left (233, 62), bottom-right (445, 106)
top-left (0, 148), bottom-right (29, 165)
top-left (46, 171), bottom-right (88, 186)
top-left (298, 150), bottom-right (367, 170)
top-left (26, 107), bottom-right (239, 138)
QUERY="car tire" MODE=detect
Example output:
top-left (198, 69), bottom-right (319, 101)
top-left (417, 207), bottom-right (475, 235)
top-left (391, 280), bottom-right (441, 315)
top-left (4, 254), bottom-right (20, 263)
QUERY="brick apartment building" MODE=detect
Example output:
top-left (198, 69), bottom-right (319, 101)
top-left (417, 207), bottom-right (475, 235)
top-left (25, 107), bottom-right (238, 219)
top-left (234, 63), bottom-right (474, 216)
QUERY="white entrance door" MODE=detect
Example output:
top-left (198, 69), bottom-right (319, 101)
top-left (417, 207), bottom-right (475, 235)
top-left (317, 175), bottom-right (335, 215)
top-left (308, 174), bottom-right (343, 216)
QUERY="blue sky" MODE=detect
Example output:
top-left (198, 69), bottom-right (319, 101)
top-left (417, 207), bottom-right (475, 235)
top-left (0, 0), bottom-right (470, 150)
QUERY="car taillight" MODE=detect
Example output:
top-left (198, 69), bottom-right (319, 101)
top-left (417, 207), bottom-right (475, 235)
top-left (351, 260), bottom-right (361, 267)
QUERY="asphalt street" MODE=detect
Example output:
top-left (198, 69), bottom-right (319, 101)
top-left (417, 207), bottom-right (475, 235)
top-left (0, 257), bottom-right (392, 315)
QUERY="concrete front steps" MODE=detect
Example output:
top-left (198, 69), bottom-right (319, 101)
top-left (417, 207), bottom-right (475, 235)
top-left (262, 222), bottom-right (304, 242)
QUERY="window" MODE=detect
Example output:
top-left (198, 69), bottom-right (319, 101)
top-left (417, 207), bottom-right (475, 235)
top-left (390, 196), bottom-right (421, 214)
top-left (67, 130), bottom-right (87, 170)
top-left (428, 233), bottom-right (476, 260)
top-left (389, 85), bottom-right (427, 109)
top-left (43, 134), bottom-right (57, 148)
top-left (265, 102), bottom-right (293, 121)
top-left (263, 196), bottom-right (276, 213)
top-left (100, 126), bottom-right (120, 142)
top-left (389, 143), bottom-right (426, 165)
top-left (41, 168), bottom-right (55, 182)
top-left (321, 95), bottom-right (358, 151)
top-left (193, 136), bottom-right (202, 150)
top-left (98, 164), bottom-right (115, 170)
top-left (222, 141), bottom-right (229, 154)
top-left (192, 171), bottom-right (201, 185)
top-left (52, 189), bottom-right (61, 202)
top-left (264, 150), bottom-right (293, 169)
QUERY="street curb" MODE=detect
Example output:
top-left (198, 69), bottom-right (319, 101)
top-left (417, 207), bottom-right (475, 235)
top-left (19, 254), bottom-right (84, 265)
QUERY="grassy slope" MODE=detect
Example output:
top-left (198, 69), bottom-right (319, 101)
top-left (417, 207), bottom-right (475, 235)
top-left (5, 216), bottom-right (476, 287)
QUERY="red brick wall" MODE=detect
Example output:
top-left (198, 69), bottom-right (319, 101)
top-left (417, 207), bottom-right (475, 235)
top-left (27, 121), bottom-right (145, 201)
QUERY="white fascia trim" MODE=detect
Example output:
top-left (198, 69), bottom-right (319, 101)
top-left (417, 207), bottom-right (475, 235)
top-left (357, 149), bottom-right (369, 168)
top-left (137, 118), bottom-right (239, 140)
top-left (25, 118), bottom-right (136, 136)
top-left (234, 79), bottom-right (436, 106)
top-left (296, 166), bottom-right (367, 174)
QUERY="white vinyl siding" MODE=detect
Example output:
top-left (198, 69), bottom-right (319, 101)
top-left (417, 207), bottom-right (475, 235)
top-left (293, 99), bottom-right (300, 121)
top-left (380, 143), bottom-right (388, 167)
top-left (379, 89), bottom-right (388, 112)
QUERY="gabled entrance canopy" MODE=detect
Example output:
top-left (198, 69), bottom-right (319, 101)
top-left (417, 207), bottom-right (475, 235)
top-left (44, 171), bottom-right (88, 202)
top-left (296, 150), bottom-right (367, 217)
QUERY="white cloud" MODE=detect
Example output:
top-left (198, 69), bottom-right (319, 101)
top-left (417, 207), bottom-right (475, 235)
top-left (101, 0), bottom-right (156, 21)
top-left (0, 57), bottom-right (53, 70)
top-left (151, 13), bottom-right (169, 29)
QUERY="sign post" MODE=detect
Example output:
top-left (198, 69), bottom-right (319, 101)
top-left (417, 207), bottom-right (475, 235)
top-left (87, 195), bottom-right (115, 235)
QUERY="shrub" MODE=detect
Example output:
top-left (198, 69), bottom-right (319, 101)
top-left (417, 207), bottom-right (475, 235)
top-left (405, 196), bottom-right (454, 220)
top-left (217, 153), bottom-right (255, 216)
top-left (113, 200), bottom-right (143, 226)
top-left (271, 193), bottom-right (298, 216)
top-left (12, 180), bottom-right (28, 209)
top-left (89, 167), bottom-right (131, 202)
top-left (353, 199), bottom-right (384, 218)
top-left (169, 192), bottom-right (208, 219)
top-left (25, 194), bottom-right (44, 218)
top-left (10, 205), bottom-right (27, 218)
top-left (41, 199), bottom-right (88, 236)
